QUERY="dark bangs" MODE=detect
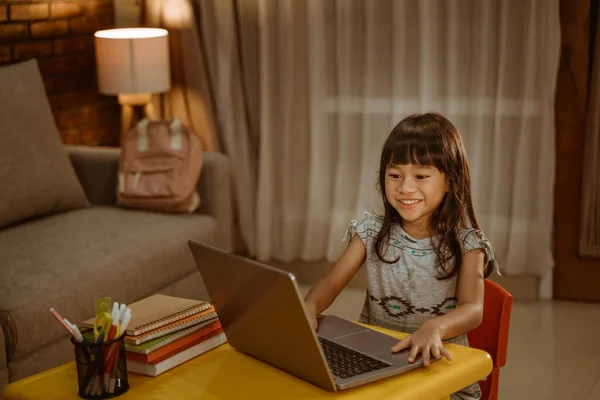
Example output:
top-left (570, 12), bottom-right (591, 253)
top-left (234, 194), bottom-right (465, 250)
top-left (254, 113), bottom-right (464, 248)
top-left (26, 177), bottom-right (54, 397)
top-left (383, 115), bottom-right (449, 173)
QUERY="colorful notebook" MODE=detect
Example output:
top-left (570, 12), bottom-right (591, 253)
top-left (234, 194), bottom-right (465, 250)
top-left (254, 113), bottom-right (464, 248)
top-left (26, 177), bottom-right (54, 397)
top-left (126, 324), bottom-right (224, 364)
top-left (146, 328), bottom-right (224, 365)
top-left (82, 294), bottom-right (211, 336)
top-left (126, 331), bottom-right (227, 377)
top-left (124, 307), bottom-right (217, 345)
top-left (125, 318), bottom-right (222, 354)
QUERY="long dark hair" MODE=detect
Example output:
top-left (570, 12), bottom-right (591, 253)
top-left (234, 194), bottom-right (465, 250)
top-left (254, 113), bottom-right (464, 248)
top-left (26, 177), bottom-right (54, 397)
top-left (374, 113), bottom-right (494, 279)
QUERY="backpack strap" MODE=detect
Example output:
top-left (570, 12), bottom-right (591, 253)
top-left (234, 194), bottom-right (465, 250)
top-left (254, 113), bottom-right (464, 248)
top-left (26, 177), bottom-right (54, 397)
top-left (137, 119), bottom-right (149, 152)
top-left (169, 118), bottom-right (183, 150)
top-left (136, 118), bottom-right (184, 152)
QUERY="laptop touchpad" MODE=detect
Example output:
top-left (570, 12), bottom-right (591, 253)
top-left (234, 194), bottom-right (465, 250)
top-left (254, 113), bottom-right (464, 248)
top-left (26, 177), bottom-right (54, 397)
top-left (317, 316), bottom-right (368, 338)
top-left (334, 331), bottom-right (404, 363)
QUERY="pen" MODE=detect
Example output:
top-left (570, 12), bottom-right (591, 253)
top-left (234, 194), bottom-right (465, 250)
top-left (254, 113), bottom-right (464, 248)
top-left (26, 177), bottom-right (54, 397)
top-left (117, 303), bottom-right (127, 323)
top-left (49, 308), bottom-right (74, 337)
top-left (107, 307), bottom-right (119, 341)
top-left (64, 319), bottom-right (84, 343)
top-left (111, 302), bottom-right (119, 321)
top-left (118, 308), bottom-right (131, 338)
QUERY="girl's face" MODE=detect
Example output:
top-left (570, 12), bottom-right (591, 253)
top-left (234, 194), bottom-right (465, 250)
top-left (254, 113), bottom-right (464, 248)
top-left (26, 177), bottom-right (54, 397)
top-left (385, 163), bottom-right (448, 232)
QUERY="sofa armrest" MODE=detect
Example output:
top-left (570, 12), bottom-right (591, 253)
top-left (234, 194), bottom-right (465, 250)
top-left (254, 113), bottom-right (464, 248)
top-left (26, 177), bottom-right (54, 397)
top-left (196, 152), bottom-right (233, 251)
top-left (66, 145), bottom-right (120, 206)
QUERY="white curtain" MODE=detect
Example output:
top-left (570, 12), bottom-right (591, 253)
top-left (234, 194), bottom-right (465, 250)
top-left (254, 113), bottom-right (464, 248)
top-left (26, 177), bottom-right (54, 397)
top-left (200, 0), bottom-right (560, 277)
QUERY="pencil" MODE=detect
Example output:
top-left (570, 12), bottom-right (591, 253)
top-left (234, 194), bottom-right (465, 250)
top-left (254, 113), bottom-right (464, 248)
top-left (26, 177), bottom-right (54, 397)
top-left (49, 308), bottom-right (74, 336)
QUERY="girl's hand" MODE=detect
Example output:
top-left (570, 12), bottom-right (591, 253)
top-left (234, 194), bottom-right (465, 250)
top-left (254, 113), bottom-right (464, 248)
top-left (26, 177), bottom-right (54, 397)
top-left (390, 320), bottom-right (452, 367)
top-left (308, 315), bottom-right (318, 331)
top-left (304, 302), bottom-right (318, 331)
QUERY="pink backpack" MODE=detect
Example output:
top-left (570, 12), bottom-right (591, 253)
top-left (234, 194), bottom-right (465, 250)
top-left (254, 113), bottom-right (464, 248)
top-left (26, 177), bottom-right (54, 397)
top-left (117, 118), bottom-right (203, 213)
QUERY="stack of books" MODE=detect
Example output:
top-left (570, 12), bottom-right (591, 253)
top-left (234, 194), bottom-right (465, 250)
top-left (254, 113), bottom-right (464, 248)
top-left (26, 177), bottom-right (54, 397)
top-left (83, 294), bottom-right (226, 377)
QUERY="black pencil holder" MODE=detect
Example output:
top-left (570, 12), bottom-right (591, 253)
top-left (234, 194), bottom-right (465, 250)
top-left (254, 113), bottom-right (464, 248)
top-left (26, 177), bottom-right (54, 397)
top-left (72, 333), bottom-right (129, 399)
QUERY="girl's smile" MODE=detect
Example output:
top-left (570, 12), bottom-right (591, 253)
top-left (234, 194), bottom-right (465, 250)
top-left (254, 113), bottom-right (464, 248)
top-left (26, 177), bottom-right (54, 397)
top-left (397, 199), bottom-right (423, 209)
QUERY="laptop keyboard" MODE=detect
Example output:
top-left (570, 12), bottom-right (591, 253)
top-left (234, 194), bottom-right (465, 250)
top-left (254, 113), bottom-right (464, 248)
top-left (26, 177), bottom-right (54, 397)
top-left (318, 337), bottom-right (391, 379)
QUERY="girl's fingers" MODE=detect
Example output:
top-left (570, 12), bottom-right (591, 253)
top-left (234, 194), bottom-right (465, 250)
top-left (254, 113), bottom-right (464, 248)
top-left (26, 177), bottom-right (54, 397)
top-left (408, 344), bottom-right (420, 363)
top-left (440, 346), bottom-right (453, 361)
top-left (431, 345), bottom-right (441, 360)
top-left (422, 346), bottom-right (431, 367)
top-left (390, 337), bottom-right (411, 353)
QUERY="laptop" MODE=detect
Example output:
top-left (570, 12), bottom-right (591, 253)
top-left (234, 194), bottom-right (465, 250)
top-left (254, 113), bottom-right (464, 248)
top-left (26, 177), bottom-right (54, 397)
top-left (188, 240), bottom-right (431, 391)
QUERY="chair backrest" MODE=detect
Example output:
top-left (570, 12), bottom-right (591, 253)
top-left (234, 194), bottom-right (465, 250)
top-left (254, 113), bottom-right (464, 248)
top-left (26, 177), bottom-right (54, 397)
top-left (467, 279), bottom-right (512, 399)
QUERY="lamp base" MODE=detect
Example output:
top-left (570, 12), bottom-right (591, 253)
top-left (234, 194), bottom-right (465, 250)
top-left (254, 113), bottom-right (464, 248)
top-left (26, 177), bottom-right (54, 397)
top-left (118, 93), bottom-right (156, 142)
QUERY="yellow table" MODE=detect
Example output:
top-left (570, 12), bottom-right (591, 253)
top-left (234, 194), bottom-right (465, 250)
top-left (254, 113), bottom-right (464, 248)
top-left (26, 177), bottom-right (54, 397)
top-left (2, 325), bottom-right (491, 400)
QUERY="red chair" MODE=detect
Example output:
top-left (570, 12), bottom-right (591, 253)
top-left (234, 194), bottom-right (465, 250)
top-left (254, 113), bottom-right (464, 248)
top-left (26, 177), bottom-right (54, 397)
top-left (467, 279), bottom-right (513, 400)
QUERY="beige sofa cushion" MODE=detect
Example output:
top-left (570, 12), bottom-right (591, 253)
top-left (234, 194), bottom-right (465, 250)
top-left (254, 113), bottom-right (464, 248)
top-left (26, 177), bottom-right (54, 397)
top-left (0, 59), bottom-right (89, 229)
top-left (0, 206), bottom-right (218, 360)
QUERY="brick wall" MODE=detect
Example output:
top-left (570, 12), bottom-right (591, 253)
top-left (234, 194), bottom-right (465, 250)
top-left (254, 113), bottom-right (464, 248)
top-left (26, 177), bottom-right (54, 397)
top-left (0, 0), bottom-right (120, 146)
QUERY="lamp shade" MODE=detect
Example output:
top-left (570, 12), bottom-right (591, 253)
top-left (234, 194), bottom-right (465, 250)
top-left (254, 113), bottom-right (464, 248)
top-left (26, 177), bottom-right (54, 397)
top-left (94, 28), bottom-right (170, 95)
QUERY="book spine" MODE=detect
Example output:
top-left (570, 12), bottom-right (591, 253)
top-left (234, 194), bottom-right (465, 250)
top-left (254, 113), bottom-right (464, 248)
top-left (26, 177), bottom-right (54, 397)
top-left (146, 327), bottom-right (224, 364)
top-left (126, 333), bottom-right (227, 377)
top-left (126, 312), bottom-right (217, 346)
top-left (125, 319), bottom-right (221, 354)
top-left (153, 333), bottom-right (227, 375)
top-left (130, 303), bottom-right (211, 336)
top-left (145, 321), bottom-right (220, 354)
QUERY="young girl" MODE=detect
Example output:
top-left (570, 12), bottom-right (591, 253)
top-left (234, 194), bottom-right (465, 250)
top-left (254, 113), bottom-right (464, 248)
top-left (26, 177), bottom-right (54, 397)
top-left (304, 113), bottom-right (499, 400)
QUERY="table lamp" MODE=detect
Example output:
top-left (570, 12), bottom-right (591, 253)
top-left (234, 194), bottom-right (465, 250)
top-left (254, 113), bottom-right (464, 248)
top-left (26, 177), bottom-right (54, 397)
top-left (94, 28), bottom-right (171, 138)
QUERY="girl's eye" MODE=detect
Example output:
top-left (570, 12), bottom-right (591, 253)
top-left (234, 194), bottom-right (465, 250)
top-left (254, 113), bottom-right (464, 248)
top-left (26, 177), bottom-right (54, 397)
top-left (416, 175), bottom-right (428, 180)
top-left (388, 174), bottom-right (400, 179)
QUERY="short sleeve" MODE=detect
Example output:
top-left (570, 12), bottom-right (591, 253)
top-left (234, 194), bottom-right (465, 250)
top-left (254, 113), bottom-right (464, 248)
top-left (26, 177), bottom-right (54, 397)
top-left (343, 212), bottom-right (378, 249)
top-left (460, 229), bottom-right (501, 275)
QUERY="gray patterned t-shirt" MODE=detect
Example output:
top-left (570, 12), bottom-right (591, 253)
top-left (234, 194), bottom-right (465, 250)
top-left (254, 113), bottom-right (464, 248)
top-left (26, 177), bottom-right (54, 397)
top-left (345, 212), bottom-right (498, 400)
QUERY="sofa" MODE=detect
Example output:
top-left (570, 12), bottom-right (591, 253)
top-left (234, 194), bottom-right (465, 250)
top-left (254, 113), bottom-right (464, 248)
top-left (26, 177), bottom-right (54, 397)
top-left (0, 60), bottom-right (233, 393)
